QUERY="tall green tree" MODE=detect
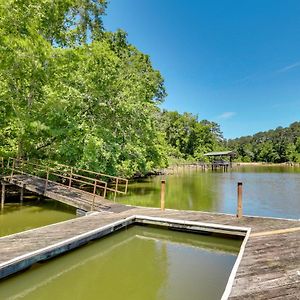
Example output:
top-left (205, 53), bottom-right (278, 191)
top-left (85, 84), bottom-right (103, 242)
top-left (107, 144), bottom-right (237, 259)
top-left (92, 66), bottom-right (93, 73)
top-left (0, 0), bottom-right (167, 177)
top-left (160, 111), bottom-right (224, 161)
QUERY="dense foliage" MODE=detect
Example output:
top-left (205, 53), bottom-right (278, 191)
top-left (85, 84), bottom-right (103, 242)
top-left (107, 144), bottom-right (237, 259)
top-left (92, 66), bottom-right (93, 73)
top-left (227, 122), bottom-right (300, 163)
top-left (159, 111), bottom-right (224, 161)
top-left (0, 0), bottom-right (223, 177)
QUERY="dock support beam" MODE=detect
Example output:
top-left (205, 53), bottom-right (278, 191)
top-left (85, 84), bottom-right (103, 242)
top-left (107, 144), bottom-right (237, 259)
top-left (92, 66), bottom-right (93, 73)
top-left (237, 182), bottom-right (243, 218)
top-left (20, 185), bottom-right (24, 205)
top-left (160, 179), bottom-right (166, 210)
top-left (1, 182), bottom-right (5, 210)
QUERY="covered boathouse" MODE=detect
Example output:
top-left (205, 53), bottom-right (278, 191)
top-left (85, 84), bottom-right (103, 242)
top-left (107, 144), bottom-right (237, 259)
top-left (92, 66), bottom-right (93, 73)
top-left (204, 151), bottom-right (236, 171)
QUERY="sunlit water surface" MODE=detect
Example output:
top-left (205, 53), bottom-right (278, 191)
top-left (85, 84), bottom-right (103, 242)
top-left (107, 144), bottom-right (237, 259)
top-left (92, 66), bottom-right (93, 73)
top-left (118, 165), bottom-right (300, 219)
top-left (0, 199), bottom-right (76, 237)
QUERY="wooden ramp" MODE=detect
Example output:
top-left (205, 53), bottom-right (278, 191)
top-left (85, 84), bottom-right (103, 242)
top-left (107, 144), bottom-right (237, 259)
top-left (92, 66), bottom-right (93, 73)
top-left (4, 174), bottom-right (132, 213)
top-left (1, 158), bottom-right (132, 213)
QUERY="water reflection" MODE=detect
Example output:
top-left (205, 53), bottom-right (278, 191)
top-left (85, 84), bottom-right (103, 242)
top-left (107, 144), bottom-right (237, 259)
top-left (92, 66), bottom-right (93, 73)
top-left (0, 226), bottom-right (240, 300)
top-left (0, 199), bottom-right (76, 237)
top-left (119, 166), bottom-right (300, 219)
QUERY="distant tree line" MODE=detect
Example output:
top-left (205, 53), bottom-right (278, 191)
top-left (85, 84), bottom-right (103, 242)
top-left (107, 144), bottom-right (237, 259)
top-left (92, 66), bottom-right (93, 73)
top-left (226, 122), bottom-right (300, 163)
top-left (0, 0), bottom-right (223, 177)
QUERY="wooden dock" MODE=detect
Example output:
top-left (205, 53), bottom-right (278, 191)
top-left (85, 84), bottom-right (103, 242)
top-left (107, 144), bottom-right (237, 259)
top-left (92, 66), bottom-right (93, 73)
top-left (0, 158), bottom-right (299, 299)
top-left (0, 207), bottom-right (299, 299)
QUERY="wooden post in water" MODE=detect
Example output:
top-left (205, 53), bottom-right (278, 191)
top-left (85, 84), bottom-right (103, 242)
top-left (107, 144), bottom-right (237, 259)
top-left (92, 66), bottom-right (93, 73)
top-left (160, 179), bottom-right (166, 210)
top-left (237, 182), bottom-right (243, 218)
top-left (20, 184), bottom-right (24, 205)
top-left (1, 183), bottom-right (5, 210)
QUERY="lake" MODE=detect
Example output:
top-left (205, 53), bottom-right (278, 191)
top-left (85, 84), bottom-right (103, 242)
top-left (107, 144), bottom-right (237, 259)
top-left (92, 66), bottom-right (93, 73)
top-left (118, 165), bottom-right (300, 220)
top-left (0, 199), bottom-right (76, 237)
top-left (0, 225), bottom-right (241, 300)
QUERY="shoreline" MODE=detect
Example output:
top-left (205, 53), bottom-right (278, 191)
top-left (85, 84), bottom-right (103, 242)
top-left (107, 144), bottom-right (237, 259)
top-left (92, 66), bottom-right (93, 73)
top-left (234, 162), bottom-right (300, 167)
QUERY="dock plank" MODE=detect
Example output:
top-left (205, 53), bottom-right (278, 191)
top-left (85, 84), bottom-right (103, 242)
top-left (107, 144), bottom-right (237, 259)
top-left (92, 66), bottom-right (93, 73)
top-left (3, 175), bottom-right (132, 213)
top-left (0, 205), bottom-right (299, 298)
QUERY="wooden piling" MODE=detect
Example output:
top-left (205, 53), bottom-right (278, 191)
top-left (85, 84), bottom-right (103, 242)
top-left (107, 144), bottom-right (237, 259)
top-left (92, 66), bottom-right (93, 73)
top-left (1, 183), bottom-right (5, 210)
top-left (20, 185), bottom-right (24, 205)
top-left (160, 179), bottom-right (166, 210)
top-left (237, 182), bottom-right (243, 218)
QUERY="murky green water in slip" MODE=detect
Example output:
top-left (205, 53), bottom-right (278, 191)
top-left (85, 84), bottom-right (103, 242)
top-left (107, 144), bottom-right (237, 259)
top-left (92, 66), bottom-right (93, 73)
top-left (0, 226), bottom-right (241, 300)
top-left (0, 200), bottom-right (76, 237)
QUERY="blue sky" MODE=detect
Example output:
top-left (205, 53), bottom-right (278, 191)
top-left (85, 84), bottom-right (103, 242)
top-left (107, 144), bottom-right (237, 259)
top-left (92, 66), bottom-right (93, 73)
top-left (103, 0), bottom-right (300, 139)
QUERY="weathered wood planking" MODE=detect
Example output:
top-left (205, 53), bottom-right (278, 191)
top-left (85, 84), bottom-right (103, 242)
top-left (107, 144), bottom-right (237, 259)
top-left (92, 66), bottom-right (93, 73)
top-left (0, 206), bottom-right (299, 299)
top-left (2, 174), bottom-right (132, 213)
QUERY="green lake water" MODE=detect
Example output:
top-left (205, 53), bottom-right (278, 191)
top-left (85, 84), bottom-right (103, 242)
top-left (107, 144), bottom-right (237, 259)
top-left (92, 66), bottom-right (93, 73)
top-left (0, 199), bottom-right (76, 237)
top-left (118, 165), bottom-right (300, 219)
top-left (0, 225), bottom-right (241, 300)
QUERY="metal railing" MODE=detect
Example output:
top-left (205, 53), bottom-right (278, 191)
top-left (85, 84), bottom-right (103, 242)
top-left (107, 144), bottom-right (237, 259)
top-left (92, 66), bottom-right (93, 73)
top-left (3, 157), bottom-right (128, 210)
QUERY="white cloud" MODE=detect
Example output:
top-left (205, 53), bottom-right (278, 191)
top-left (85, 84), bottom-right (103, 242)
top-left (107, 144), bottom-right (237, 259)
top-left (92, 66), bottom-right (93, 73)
top-left (218, 112), bottom-right (236, 119)
top-left (276, 62), bottom-right (300, 73)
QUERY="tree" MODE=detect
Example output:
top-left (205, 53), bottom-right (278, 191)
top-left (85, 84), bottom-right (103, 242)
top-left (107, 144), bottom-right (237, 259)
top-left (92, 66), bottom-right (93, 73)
top-left (0, 0), bottom-right (167, 177)
top-left (227, 122), bottom-right (300, 163)
top-left (160, 111), bottom-right (224, 161)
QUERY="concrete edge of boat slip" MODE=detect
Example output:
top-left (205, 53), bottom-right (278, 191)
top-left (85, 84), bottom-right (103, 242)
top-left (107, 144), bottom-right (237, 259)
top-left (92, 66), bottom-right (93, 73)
top-left (0, 214), bottom-right (250, 294)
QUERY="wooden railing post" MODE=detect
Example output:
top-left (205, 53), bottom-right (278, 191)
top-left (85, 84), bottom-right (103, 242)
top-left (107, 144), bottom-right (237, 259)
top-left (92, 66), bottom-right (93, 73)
top-left (160, 179), bottom-right (166, 210)
top-left (124, 179), bottom-right (128, 194)
top-left (44, 167), bottom-right (49, 193)
top-left (10, 159), bottom-right (15, 179)
top-left (237, 182), bottom-right (243, 218)
top-left (113, 178), bottom-right (119, 202)
top-left (20, 159), bottom-right (24, 175)
top-left (91, 179), bottom-right (97, 211)
top-left (6, 158), bottom-right (10, 170)
top-left (69, 168), bottom-right (73, 188)
top-left (103, 182), bottom-right (107, 199)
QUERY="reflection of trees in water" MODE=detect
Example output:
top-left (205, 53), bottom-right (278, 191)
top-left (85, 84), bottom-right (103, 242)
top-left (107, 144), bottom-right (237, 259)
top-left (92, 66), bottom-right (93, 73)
top-left (0, 227), bottom-right (169, 300)
top-left (0, 226), bottom-right (239, 300)
top-left (1, 198), bottom-right (76, 214)
top-left (0, 200), bottom-right (75, 237)
top-left (120, 171), bottom-right (224, 212)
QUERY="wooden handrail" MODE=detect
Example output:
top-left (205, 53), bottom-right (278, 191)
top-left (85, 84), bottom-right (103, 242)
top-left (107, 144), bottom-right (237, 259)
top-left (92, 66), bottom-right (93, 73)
top-left (23, 159), bottom-right (126, 187)
top-left (5, 158), bottom-right (128, 202)
top-left (48, 161), bottom-right (127, 182)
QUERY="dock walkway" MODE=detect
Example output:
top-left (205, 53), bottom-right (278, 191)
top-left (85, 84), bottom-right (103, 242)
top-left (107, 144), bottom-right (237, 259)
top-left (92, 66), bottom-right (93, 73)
top-left (3, 174), bottom-right (132, 213)
top-left (0, 207), bottom-right (299, 299)
top-left (1, 157), bottom-right (131, 213)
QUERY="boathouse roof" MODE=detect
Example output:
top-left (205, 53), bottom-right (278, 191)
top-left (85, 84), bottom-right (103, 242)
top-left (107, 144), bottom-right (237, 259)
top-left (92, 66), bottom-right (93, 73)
top-left (203, 151), bottom-right (235, 157)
